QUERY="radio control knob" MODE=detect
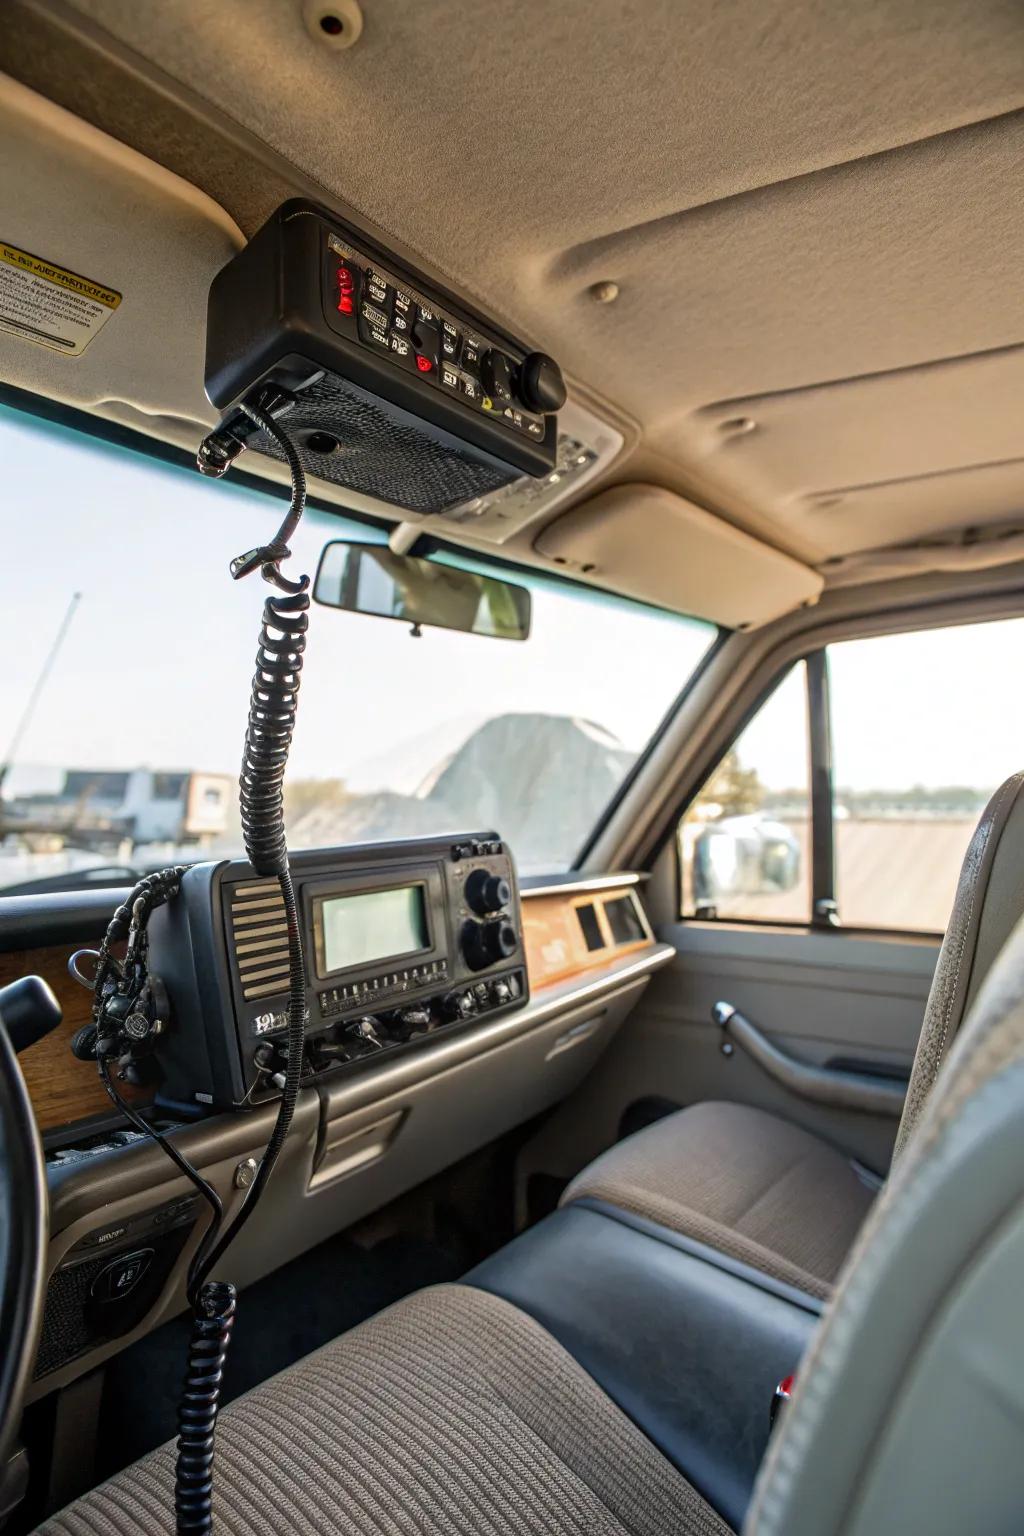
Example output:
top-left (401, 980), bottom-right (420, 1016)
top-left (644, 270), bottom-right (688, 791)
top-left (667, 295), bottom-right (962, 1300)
top-left (393, 1004), bottom-right (432, 1040)
top-left (345, 1017), bottom-right (383, 1051)
top-left (443, 990), bottom-right (476, 1021)
top-left (518, 351), bottom-right (566, 414)
top-left (464, 869), bottom-right (511, 916)
top-left (481, 348), bottom-right (513, 403)
top-left (461, 918), bottom-right (518, 971)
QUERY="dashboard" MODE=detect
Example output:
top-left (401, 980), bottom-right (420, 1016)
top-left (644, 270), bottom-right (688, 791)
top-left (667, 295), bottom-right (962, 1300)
top-left (0, 840), bottom-right (670, 1399)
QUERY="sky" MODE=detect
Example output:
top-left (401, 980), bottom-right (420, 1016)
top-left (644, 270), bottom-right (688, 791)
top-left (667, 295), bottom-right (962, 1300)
top-left (737, 617), bottom-right (1024, 792)
top-left (1, 406), bottom-right (710, 796)
top-left (5, 404), bottom-right (1023, 804)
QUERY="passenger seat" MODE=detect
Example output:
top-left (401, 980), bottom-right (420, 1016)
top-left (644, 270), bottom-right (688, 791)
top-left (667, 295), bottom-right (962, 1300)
top-left (561, 770), bottom-right (1024, 1298)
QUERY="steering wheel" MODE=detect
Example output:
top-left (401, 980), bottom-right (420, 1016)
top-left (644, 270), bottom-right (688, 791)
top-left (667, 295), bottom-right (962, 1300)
top-left (0, 981), bottom-right (50, 1479)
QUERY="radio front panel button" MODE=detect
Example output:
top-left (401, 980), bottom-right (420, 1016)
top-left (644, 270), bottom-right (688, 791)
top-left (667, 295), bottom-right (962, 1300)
top-left (365, 272), bottom-right (392, 310)
top-left (332, 245), bottom-right (540, 443)
top-left (359, 301), bottom-right (391, 333)
top-left (412, 310), bottom-right (441, 365)
top-left (91, 1249), bottom-right (153, 1304)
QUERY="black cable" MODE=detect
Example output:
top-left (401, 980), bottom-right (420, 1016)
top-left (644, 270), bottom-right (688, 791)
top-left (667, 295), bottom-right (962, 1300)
top-left (184, 399), bottom-right (310, 1300)
top-left (98, 1061), bottom-right (224, 1254)
top-left (169, 398), bottom-right (312, 1534)
top-left (174, 1281), bottom-right (237, 1534)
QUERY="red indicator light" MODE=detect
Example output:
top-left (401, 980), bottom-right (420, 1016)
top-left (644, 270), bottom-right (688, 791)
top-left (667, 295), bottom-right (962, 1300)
top-left (337, 265), bottom-right (353, 287)
top-left (415, 354), bottom-right (433, 372)
top-left (338, 294), bottom-right (354, 314)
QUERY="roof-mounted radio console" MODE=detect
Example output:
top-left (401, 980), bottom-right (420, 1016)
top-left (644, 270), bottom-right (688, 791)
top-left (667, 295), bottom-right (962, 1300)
top-left (204, 200), bottom-right (566, 515)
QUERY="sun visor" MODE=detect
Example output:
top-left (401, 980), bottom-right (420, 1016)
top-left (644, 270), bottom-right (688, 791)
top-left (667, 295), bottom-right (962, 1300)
top-left (0, 73), bottom-right (243, 435)
top-left (534, 483), bottom-right (823, 628)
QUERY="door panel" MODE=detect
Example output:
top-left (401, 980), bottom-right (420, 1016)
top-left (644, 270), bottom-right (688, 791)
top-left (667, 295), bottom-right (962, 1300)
top-left (528, 920), bottom-right (937, 1182)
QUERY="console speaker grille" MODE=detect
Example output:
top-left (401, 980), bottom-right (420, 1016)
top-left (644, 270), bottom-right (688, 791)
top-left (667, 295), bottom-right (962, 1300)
top-left (229, 879), bottom-right (290, 1000)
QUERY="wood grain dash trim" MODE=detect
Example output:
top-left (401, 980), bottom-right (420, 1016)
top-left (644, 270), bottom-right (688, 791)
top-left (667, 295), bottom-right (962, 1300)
top-left (522, 886), bottom-right (654, 992)
top-left (0, 944), bottom-right (150, 1133)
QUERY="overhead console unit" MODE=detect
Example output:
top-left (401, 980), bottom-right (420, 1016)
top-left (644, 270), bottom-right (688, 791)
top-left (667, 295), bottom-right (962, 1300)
top-left (203, 200), bottom-right (566, 514)
top-left (147, 833), bottom-right (528, 1116)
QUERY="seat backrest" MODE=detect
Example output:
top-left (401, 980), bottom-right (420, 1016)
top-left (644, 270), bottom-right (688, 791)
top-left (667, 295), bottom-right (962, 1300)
top-left (747, 906), bottom-right (1024, 1536)
top-left (893, 768), bottom-right (1024, 1159)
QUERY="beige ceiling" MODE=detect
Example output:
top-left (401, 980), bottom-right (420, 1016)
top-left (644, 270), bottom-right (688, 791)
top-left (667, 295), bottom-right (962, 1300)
top-left (4, 0), bottom-right (1024, 584)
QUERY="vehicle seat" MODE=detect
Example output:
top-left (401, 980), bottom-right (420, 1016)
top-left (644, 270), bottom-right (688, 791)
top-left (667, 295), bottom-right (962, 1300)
top-left (36, 909), bottom-right (1024, 1535)
top-left (560, 769), bottom-right (1024, 1298)
top-left (37, 1281), bottom-right (728, 1536)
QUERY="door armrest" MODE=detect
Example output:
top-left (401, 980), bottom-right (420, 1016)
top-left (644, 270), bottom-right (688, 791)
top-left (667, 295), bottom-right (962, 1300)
top-left (712, 1001), bottom-right (907, 1117)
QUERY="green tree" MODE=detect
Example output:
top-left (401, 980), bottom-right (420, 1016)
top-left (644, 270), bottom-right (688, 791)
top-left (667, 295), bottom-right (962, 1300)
top-left (692, 749), bottom-right (764, 818)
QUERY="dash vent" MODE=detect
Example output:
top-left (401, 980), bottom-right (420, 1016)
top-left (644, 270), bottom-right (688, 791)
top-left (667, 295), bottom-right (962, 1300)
top-left (229, 880), bottom-right (290, 1001)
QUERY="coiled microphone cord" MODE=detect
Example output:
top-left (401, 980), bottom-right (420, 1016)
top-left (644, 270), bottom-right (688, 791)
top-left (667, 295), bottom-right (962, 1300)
top-left (173, 396), bottom-right (312, 1534)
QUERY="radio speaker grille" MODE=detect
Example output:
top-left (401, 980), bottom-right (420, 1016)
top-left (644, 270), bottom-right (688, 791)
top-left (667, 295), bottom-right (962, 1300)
top-left (229, 880), bottom-right (290, 1000)
top-left (247, 372), bottom-right (514, 514)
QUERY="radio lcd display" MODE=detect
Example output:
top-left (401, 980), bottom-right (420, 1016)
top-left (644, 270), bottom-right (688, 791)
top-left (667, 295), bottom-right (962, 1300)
top-left (315, 884), bottom-right (428, 976)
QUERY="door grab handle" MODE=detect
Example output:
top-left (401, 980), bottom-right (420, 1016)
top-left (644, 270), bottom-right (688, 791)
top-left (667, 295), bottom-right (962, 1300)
top-left (712, 1001), bottom-right (906, 1117)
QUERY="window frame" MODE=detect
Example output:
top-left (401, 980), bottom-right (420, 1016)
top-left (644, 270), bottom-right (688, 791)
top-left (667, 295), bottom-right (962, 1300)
top-left (675, 636), bottom-right (979, 941)
top-left (675, 657), bottom-right (816, 930)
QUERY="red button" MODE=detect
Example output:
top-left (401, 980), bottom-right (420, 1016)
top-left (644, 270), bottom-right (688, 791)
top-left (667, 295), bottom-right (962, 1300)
top-left (415, 355), bottom-right (433, 373)
top-left (337, 294), bottom-right (354, 314)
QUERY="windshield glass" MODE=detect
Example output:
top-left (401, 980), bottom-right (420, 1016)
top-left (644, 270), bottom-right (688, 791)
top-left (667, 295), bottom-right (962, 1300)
top-left (0, 404), bottom-right (715, 892)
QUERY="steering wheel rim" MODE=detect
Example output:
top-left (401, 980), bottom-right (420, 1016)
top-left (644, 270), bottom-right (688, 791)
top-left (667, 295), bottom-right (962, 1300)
top-left (0, 1008), bottom-right (47, 1473)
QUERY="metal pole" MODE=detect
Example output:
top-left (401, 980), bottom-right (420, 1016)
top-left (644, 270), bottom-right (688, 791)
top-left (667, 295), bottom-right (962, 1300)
top-left (0, 591), bottom-right (82, 795)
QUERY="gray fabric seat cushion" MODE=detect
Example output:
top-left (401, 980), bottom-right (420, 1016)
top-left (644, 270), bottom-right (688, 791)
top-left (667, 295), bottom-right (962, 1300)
top-left (36, 1282), bottom-right (728, 1536)
top-left (561, 1101), bottom-right (876, 1299)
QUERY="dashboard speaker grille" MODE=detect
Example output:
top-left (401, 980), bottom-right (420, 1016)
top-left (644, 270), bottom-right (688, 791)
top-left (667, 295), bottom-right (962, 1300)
top-left (229, 879), bottom-right (290, 1000)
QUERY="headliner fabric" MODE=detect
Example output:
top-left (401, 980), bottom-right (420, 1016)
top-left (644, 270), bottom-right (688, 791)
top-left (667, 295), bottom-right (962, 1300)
top-left (8, 0), bottom-right (1024, 575)
top-left (893, 769), bottom-right (1024, 1158)
top-left (561, 1101), bottom-right (876, 1299)
top-left (36, 1283), bottom-right (728, 1536)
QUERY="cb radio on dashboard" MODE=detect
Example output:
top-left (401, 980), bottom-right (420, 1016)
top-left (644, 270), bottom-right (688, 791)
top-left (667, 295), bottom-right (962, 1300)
top-left (144, 831), bottom-right (529, 1117)
top-left (202, 199), bottom-right (566, 515)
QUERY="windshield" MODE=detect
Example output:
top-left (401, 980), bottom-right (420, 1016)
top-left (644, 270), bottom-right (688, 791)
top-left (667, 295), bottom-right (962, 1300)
top-left (0, 403), bottom-right (715, 892)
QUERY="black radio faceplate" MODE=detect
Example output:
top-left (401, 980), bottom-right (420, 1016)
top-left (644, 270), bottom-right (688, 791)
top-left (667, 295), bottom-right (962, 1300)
top-left (147, 833), bottom-right (528, 1115)
top-left (204, 201), bottom-right (565, 514)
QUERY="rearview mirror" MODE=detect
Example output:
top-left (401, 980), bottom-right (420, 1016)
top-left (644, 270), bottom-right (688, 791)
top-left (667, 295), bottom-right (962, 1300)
top-left (313, 541), bottom-right (531, 641)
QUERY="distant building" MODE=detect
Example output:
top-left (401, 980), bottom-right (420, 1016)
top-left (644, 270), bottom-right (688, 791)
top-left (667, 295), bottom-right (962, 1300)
top-left (6, 768), bottom-right (234, 846)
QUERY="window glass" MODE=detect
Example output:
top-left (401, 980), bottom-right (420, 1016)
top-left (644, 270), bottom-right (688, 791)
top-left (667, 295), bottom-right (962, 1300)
top-left (680, 663), bottom-right (810, 922)
top-left (828, 620), bottom-right (1024, 932)
top-left (0, 405), bottom-right (715, 892)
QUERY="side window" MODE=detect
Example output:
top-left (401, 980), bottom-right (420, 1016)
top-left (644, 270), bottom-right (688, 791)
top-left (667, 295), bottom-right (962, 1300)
top-left (679, 662), bottom-right (811, 923)
top-left (827, 619), bottom-right (1024, 933)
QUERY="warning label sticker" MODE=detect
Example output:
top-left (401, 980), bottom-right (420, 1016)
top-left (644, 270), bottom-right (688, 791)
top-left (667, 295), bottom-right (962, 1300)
top-left (0, 242), bottom-right (121, 356)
